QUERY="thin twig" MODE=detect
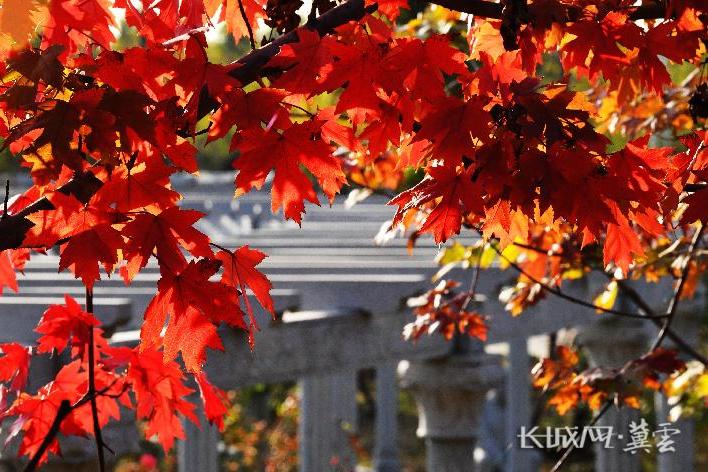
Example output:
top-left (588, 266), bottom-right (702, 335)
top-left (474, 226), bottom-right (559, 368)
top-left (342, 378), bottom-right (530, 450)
top-left (461, 249), bottom-right (483, 311)
top-left (237, 0), bottom-right (257, 49)
top-left (86, 287), bottom-right (107, 472)
top-left (615, 279), bottom-right (708, 366)
top-left (482, 237), bottom-right (669, 320)
top-left (512, 241), bottom-right (563, 257)
top-left (550, 400), bottom-right (613, 472)
top-left (650, 223), bottom-right (705, 351)
top-left (284, 101), bottom-right (316, 117)
top-left (23, 378), bottom-right (123, 471)
top-left (2, 179), bottom-right (9, 220)
top-left (684, 182), bottom-right (707, 192)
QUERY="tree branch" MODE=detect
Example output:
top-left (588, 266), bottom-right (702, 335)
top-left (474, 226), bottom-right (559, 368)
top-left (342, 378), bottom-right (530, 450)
top-left (2, 180), bottom-right (9, 220)
top-left (86, 287), bottom-right (107, 472)
top-left (23, 400), bottom-right (73, 472)
top-left (485, 238), bottom-right (669, 320)
top-left (236, 0), bottom-right (257, 49)
top-left (0, 171), bottom-right (102, 252)
top-left (432, 0), bottom-right (669, 21)
top-left (550, 400), bottom-right (613, 472)
top-left (650, 223), bottom-right (705, 351)
top-left (615, 279), bottom-right (708, 365)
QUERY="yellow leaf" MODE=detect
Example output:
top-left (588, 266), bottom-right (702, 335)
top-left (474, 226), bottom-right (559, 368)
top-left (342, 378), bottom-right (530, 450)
top-left (436, 241), bottom-right (467, 266)
top-left (478, 244), bottom-right (497, 269)
top-left (562, 268), bottom-right (584, 280)
top-left (593, 280), bottom-right (618, 313)
top-left (0, 0), bottom-right (38, 47)
top-left (695, 373), bottom-right (708, 399)
top-left (498, 241), bottom-right (521, 270)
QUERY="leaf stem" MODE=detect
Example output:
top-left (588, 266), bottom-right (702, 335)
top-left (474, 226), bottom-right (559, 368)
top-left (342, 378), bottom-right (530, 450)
top-left (236, 0), bottom-right (257, 49)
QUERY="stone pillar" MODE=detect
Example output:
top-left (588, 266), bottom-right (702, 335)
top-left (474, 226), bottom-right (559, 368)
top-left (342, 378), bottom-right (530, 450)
top-left (577, 316), bottom-right (652, 472)
top-left (654, 394), bottom-right (695, 472)
top-left (398, 348), bottom-right (504, 472)
top-left (299, 370), bottom-right (358, 471)
top-left (505, 337), bottom-right (542, 472)
top-left (374, 362), bottom-right (401, 472)
top-left (177, 404), bottom-right (220, 472)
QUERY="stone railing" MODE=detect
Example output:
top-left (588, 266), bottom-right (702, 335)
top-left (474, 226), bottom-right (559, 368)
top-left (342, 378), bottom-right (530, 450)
top-left (0, 172), bottom-right (702, 472)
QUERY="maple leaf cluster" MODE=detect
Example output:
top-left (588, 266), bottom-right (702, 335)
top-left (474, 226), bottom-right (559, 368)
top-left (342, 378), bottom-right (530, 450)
top-left (533, 346), bottom-right (686, 415)
top-left (0, 0), bottom-right (704, 466)
top-left (0, 295), bottom-right (230, 458)
top-left (404, 280), bottom-right (488, 342)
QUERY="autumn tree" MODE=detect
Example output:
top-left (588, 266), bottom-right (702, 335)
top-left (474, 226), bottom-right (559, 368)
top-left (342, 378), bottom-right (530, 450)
top-left (0, 0), bottom-right (706, 470)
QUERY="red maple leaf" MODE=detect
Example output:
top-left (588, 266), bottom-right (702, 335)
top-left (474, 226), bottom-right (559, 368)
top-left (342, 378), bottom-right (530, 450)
top-left (126, 348), bottom-right (198, 451)
top-left (0, 343), bottom-right (31, 391)
top-left (141, 259), bottom-right (243, 371)
top-left (215, 245), bottom-right (275, 344)
top-left (0, 250), bottom-right (19, 294)
top-left (389, 165), bottom-right (483, 243)
top-left (231, 122), bottom-right (346, 223)
top-left (122, 206), bottom-right (213, 279)
top-left (35, 295), bottom-right (99, 355)
top-left (194, 372), bottom-right (229, 431)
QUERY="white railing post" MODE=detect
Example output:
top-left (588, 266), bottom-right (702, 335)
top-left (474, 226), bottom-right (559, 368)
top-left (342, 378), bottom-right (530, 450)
top-left (505, 337), bottom-right (542, 472)
top-left (177, 402), bottom-right (220, 472)
top-left (374, 361), bottom-right (401, 472)
top-left (654, 289), bottom-right (703, 472)
top-left (577, 315), bottom-right (652, 472)
top-left (299, 370), bottom-right (358, 471)
top-left (654, 394), bottom-right (695, 472)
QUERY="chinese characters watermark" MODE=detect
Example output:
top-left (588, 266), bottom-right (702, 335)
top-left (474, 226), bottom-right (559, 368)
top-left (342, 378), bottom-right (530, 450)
top-left (517, 419), bottom-right (681, 453)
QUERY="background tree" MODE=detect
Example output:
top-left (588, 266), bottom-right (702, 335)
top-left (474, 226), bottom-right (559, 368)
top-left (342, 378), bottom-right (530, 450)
top-left (0, 0), bottom-right (705, 470)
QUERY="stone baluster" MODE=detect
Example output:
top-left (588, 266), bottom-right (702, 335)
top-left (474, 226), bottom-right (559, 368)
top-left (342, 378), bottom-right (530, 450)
top-left (299, 370), bottom-right (358, 471)
top-left (374, 361), bottom-right (401, 472)
top-left (177, 402), bottom-right (220, 472)
top-left (398, 340), bottom-right (504, 472)
top-left (505, 337), bottom-right (542, 472)
top-left (577, 314), bottom-right (652, 472)
top-left (654, 284), bottom-right (703, 472)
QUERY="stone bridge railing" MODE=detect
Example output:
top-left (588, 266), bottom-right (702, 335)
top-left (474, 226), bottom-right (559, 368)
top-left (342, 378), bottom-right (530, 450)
top-left (0, 172), bottom-right (702, 472)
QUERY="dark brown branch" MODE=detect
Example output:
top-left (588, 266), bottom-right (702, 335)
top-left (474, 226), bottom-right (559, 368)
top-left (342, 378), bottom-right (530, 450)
top-left (0, 171), bottom-right (102, 252)
top-left (650, 223), bottom-right (705, 351)
top-left (484, 237), bottom-right (669, 320)
top-left (237, 0), bottom-right (257, 49)
top-left (550, 400), bottom-right (613, 472)
top-left (23, 400), bottom-right (73, 472)
top-left (228, 0), bottom-right (374, 84)
top-left (2, 179), bottom-right (9, 220)
top-left (615, 279), bottom-right (708, 365)
top-left (22, 377), bottom-right (123, 472)
top-left (684, 183), bottom-right (707, 192)
top-left (432, 0), bottom-right (669, 21)
top-left (86, 288), bottom-right (107, 472)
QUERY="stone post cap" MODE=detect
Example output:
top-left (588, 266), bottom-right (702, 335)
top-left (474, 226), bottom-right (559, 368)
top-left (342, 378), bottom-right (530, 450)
top-left (398, 352), bottom-right (505, 390)
top-left (398, 352), bottom-right (505, 439)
